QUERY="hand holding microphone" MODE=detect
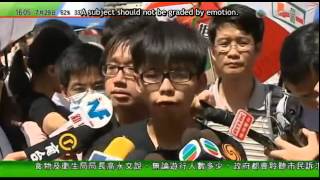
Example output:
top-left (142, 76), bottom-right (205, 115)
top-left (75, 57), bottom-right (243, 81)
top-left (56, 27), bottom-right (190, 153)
top-left (197, 100), bottom-right (278, 151)
top-left (49, 93), bottom-right (113, 138)
top-left (191, 90), bottom-right (215, 117)
top-left (24, 93), bottom-right (114, 161)
top-left (268, 128), bottom-right (319, 160)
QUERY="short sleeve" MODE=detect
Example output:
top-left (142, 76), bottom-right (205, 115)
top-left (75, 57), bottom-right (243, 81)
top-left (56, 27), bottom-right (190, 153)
top-left (28, 97), bottom-right (57, 128)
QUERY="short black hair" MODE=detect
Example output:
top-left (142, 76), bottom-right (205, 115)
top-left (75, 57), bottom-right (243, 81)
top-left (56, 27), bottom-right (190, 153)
top-left (101, 17), bottom-right (127, 47)
top-left (9, 27), bottom-right (78, 99)
top-left (103, 16), bottom-right (157, 66)
top-left (208, 4), bottom-right (264, 45)
top-left (28, 27), bottom-right (77, 75)
top-left (280, 23), bottom-right (319, 84)
top-left (131, 21), bottom-right (208, 76)
top-left (33, 19), bottom-right (78, 41)
top-left (56, 43), bottom-right (103, 88)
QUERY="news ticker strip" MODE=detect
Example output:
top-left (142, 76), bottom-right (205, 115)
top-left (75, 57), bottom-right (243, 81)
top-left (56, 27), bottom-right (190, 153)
top-left (0, 161), bottom-right (318, 177)
top-left (0, 2), bottom-right (238, 17)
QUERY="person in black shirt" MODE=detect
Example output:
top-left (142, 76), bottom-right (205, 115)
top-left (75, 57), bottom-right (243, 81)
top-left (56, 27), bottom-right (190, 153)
top-left (3, 42), bottom-right (113, 160)
top-left (2, 24), bottom-right (78, 160)
top-left (3, 17), bottom-right (157, 160)
top-left (85, 21), bottom-right (246, 160)
top-left (8, 24), bottom-right (78, 136)
top-left (103, 16), bottom-right (157, 125)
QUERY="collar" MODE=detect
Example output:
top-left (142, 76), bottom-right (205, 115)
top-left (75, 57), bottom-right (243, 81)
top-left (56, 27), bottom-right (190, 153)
top-left (213, 78), bottom-right (268, 111)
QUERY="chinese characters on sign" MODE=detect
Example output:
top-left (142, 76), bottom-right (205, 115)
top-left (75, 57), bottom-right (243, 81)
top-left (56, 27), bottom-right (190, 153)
top-left (30, 142), bottom-right (60, 161)
top-left (34, 161), bottom-right (319, 171)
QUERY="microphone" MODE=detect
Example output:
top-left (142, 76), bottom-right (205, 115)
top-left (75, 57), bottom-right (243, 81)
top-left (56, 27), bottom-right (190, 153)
top-left (199, 129), bottom-right (224, 159)
top-left (200, 129), bottom-right (222, 145)
top-left (178, 128), bottom-right (202, 161)
top-left (25, 125), bottom-right (97, 161)
top-left (197, 101), bottom-right (278, 150)
top-left (49, 93), bottom-right (113, 138)
top-left (144, 153), bottom-right (166, 160)
top-left (198, 100), bottom-right (234, 127)
top-left (125, 150), bottom-right (147, 160)
top-left (200, 129), bottom-right (246, 160)
top-left (88, 136), bottom-right (135, 161)
top-left (178, 128), bottom-right (224, 161)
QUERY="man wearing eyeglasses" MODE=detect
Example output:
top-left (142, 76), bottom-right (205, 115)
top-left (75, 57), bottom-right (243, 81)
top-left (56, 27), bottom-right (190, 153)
top-left (102, 17), bottom-right (157, 126)
top-left (199, 4), bottom-right (319, 160)
top-left (103, 50), bottom-right (146, 125)
top-left (85, 21), bottom-right (247, 160)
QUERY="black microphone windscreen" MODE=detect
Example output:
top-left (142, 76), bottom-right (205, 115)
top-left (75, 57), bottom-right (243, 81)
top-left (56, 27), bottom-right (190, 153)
top-left (199, 101), bottom-right (234, 126)
top-left (144, 153), bottom-right (165, 160)
top-left (70, 126), bottom-right (97, 149)
top-left (200, 129), bottom-right (222, 145)
top-left (199, 101), bottom-right (277, 156)
top-left (181, 128), bottom-right (201, 146)
top-left (125, 149), bottom-right (147, 160)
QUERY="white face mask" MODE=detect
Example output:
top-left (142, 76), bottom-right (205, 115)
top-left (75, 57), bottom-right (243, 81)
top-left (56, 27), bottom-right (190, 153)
top-left (68, 90), bottom-right (106, 112)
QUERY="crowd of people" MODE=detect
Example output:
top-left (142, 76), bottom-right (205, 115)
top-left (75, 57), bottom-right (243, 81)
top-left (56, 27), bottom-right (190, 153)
top-left (0, 4), bottom-right (318, 161)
